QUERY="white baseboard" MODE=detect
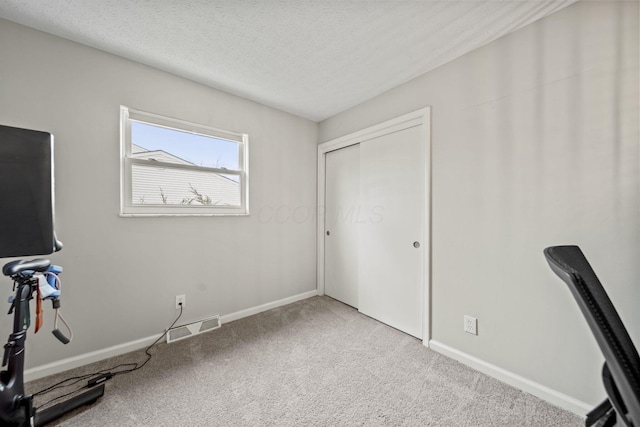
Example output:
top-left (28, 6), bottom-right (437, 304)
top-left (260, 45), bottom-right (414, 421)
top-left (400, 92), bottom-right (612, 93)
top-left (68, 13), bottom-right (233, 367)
top-left (25, 289), bottom-right (319, 383)
top-left (24, 334), bottom-right (162, 383)
top-left (220, 290), bottom-right (318, 324)
top-left (428, 340), bottom-right (592, 417)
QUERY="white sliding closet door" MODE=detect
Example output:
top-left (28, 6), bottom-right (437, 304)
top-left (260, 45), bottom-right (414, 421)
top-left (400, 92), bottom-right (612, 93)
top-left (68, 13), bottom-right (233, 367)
top-left (358, 125), bottom-right (425, 339)
top-left (319, 108), bottom-right (429, 342)
top-left (324, 144), bottom-right (360, 308)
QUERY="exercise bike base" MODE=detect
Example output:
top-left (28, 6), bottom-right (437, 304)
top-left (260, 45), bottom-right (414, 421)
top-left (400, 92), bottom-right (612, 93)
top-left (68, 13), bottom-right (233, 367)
top-left (34, 384), bottom-right (104, 427)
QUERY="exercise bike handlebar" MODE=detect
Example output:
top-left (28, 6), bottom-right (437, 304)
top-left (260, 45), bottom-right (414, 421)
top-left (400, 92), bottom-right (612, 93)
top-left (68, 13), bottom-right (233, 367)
top-left (2, 259), bottom-right (51, 277)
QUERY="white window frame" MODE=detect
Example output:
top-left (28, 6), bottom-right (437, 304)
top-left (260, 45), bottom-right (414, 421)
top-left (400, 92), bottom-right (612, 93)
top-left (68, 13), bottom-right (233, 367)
top-left (120, 106), bottom-right (249, 216)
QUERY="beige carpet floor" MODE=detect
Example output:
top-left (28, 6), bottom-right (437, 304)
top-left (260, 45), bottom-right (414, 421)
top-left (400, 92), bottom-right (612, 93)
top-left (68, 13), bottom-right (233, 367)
top-left (26, 296), bottom-right (584, 426)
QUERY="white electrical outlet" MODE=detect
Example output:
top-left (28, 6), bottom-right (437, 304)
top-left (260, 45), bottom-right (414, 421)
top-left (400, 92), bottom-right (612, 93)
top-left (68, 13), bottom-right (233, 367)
top-left (175, 294), bottom-right (186, 309)
top-left (464, 315), bottom-right (477, 335)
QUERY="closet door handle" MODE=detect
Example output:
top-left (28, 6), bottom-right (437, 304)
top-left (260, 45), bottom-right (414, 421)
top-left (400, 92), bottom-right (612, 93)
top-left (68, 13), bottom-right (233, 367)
top-left (413, 241), bottom-right (420, 248)
top-left (326, 231), bottom-right (331, 236)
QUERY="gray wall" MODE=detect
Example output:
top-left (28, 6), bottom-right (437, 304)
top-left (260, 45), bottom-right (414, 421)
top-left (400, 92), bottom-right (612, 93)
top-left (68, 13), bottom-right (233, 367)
top-left (319, 1), bottom-right (639, 406)
top-left (0, 18), bottom-right (318, 368)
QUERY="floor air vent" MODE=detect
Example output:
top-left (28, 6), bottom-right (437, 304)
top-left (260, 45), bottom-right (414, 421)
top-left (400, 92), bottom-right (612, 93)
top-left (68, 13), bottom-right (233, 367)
top-left (166, 315), bottom-right (221, 343)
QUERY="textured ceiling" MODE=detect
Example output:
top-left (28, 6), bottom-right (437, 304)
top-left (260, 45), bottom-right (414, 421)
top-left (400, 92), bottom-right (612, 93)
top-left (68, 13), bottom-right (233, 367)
top-left (0, 1), bottom-right (578, 121)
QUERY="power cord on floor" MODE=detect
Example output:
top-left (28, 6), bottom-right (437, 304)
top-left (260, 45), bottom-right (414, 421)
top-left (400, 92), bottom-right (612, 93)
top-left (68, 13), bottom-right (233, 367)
top-left (33, 304), bottom-right (183, 410)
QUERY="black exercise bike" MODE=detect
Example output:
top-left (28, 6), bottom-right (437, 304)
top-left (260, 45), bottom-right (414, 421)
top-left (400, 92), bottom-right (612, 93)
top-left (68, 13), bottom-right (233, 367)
top-left (0, 258), bottom-right (103, 426)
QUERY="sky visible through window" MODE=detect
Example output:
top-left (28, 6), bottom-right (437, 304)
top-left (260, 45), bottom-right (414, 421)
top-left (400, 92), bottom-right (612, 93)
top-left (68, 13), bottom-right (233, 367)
top-left (131, 121), bottom-right (239, 170)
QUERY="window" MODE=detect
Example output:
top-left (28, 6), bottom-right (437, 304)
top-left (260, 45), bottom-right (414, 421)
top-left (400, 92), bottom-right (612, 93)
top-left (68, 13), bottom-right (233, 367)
top-left (120, 106), bottom-right (248, 216)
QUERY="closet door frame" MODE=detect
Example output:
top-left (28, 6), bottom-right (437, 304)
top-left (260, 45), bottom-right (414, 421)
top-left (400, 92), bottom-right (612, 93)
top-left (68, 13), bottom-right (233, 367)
top-left (317, 107), bottom-right (431, 346)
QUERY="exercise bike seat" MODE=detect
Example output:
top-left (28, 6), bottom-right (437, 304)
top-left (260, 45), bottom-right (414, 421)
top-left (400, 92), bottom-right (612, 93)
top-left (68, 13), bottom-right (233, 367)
top-left (2, 259), bottom-right (51, 277)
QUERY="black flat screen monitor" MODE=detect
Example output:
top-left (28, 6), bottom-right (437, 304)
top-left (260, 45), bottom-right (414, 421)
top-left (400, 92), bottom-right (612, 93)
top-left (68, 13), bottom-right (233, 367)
top-left (0, 124), bottom-right (57, 258)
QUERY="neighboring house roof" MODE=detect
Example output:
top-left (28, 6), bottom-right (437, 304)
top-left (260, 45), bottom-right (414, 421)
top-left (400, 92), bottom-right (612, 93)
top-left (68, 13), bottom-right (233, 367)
top-left (131, 145), bottom-right (240, 206)
top-left (131, 144), bottom-right (192, 165)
